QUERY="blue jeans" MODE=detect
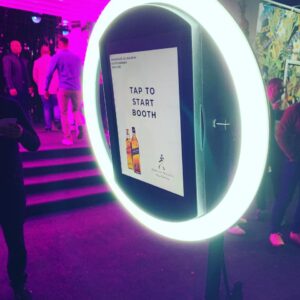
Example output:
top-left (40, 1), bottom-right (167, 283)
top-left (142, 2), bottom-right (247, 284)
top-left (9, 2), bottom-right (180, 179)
top-left (41, 94), bottom-right (60, 129)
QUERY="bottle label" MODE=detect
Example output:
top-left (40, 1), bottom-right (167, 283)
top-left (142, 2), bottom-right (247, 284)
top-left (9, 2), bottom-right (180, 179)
top-left (132, 148), bottom-right (139, 155)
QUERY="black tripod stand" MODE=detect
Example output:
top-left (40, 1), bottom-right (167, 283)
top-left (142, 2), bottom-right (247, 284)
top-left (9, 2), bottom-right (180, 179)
top-left (205, 234), bottom-right (243, 300)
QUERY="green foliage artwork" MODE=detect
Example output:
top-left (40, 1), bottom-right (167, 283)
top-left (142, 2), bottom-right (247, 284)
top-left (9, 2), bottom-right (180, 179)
top-left (255, 3), bottom-right (300, 104)
top-left (285, 62), bottom-right (300, 102)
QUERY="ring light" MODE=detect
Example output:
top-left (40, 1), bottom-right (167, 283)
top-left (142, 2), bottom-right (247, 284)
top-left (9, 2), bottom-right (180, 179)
top-left (83, 0), bottom-right (269, 241)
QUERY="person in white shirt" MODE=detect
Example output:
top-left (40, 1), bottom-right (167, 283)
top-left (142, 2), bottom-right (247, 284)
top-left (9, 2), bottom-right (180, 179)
top-left (33, 45), bottom-right (60, 131)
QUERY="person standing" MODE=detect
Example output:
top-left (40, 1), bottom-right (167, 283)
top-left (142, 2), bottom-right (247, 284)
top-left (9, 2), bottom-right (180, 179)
top-left (0, 96), bottom-right (40, 300)
top-left (255, 78), bottom-right (285, 220)
top-left (33, 44), bottom-right (60, 131)
top-left (2, 40), bottom-right (34, 120)
top-left (269, 102), bottom-right (300, 247)
top-left (45, 37), bottom-right (83, 145)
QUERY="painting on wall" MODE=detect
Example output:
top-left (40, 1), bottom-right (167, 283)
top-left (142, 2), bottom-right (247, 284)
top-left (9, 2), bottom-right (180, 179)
top-left (255, 2), bottom-right (300, 105)
top-left (284, 60), bottom-right (300, 104)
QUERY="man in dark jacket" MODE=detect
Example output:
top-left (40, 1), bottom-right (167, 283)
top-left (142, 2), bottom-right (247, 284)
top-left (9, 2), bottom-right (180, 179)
top-left (2, 40), bottom-right (33, 119)
top-left (0, 96), bottom-right (40, 299)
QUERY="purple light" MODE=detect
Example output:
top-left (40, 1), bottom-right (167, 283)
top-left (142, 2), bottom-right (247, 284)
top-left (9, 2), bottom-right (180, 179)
top-left (32, 15), bottom-right (42, 24)
top-left (0, 0), bottom-right (111, 23)
top-left (62, 30), bottom-right (70, 36)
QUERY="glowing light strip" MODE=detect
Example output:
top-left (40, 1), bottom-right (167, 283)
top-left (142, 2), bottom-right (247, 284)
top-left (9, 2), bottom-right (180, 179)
top-left (83, 0), bottom-right (269, 241)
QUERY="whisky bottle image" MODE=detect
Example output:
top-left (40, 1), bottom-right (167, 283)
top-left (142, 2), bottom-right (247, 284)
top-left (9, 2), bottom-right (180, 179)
top-left (131, 127), bottom-right (141, 174)
top-left (126, 129), bottom-right (133, 170)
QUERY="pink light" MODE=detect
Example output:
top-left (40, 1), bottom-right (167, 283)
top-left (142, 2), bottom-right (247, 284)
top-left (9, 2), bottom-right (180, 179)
top-left (0, 0), bottom-right (110, 67)
top-left (0, 0), bottom-right (110, 22)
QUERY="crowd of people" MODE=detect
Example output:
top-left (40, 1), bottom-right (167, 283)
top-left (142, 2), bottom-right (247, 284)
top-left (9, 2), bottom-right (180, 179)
top-left (2, 37), bottom-right (84, 146)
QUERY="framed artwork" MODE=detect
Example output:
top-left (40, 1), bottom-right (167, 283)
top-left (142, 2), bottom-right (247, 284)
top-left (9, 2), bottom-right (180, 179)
top-left (255, 2), bottom-right (300, 87)
top-left (283, 59), bottom-right (300, 105)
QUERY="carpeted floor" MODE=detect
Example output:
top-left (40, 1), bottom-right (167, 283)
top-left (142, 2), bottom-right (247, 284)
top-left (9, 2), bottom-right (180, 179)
top-left (0, 200), bottom-right (300, 300)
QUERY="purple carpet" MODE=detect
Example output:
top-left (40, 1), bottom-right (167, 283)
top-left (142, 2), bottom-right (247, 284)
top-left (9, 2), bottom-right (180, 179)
top-left (1, 199), bottom-right (300, 300)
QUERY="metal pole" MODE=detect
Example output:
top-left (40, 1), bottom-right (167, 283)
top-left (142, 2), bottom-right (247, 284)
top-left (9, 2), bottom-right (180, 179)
top-left (205, 234), bottom-right (225, 300)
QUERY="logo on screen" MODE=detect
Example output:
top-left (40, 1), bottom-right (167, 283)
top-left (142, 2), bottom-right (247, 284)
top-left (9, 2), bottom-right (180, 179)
top-left (158, 154), bottom-right (165, 171)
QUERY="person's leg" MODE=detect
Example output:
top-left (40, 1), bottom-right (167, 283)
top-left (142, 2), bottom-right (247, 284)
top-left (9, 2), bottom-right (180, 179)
top-left (270, 159), bottom-right (299, 233)
top-left (1, 187), bottom-right (27, 291)
top-left (57, 90), bottom-right (71, 140)
top-left (2, 219), bottom-right (27, 289)
top-left (51, 94), bottom-right (61, 130)
top-left (51, 94), bottom-right (61, 124)
top-left (3, 215), bottom-right (32, 300)
top-left (270, 142), bottom-right (284, 199)
top-left (255, 173), bottom-right (268, 211)
top-left (70, 90), bottom-right (83, 139)
top-left (41, 95), bottom-right (52, 130)
top-left (18, 90), bottom-right (33, 124)
top-left (8, 93), bottom-right (32, 124)
top-left (292, 205), bottom-right (300, 235)
top-left (68, 101), bottom-right (75, 130)
top-left (290, 162), bottom-right (300, 233)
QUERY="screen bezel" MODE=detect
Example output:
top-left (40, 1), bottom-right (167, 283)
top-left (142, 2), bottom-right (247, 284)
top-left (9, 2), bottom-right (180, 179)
top-left (100, 6), bottom-right (198, 221)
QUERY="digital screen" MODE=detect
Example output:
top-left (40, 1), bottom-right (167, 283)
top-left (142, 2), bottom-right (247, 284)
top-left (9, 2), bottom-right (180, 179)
top-left (109, 47), bottom-right (184, 196)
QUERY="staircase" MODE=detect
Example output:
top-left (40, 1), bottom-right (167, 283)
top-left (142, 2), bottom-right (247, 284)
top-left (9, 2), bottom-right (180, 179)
top-left (21, 128), bottom-right (112, 216)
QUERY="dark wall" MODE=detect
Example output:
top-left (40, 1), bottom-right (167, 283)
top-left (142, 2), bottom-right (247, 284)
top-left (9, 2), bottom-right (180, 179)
top-left (278, 0), bottom-right (300, 5)
top-left (0, 6), bottom-right (61, 95)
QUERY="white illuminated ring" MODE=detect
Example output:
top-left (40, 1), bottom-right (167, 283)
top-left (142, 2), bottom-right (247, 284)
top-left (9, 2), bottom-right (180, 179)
top-left (83, 0), bottom-right (269, 241)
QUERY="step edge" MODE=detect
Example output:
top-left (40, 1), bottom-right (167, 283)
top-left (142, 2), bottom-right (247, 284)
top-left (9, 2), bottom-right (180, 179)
top-left (27, 184), bottom-right (110, 206)
top-left (24, 170), bottom-right (102, 186)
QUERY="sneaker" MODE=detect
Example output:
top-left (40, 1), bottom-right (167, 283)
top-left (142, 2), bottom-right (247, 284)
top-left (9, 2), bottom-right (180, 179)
top-left (228, 225), bottom-right (245, 236)
top-left (62, 138), bottom-right (73, 146)
top-left (269, 233), bottom-right (285, 247)
top-left (77, 125), bottom-right (84, 139)
top-left (290, 232), bottom-right (300, 245)
top-left (13, 287), bottom-right (32, 300)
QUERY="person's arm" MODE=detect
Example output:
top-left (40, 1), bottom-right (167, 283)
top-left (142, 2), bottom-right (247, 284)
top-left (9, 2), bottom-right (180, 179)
top-left (276, 105), bottom-right (298, 161)
top-left (10, 100), bottom-right (40, 151)
top-left (17, 105), bottom-right (40, 151)
top-left (0, 101), bottom-right (40, 151)
top-left (45, 54), bottom-right (58, 92)
top-left (32, 60), bottom-right (39, 85)
top-left (2, 55), bottom-right (15, 90)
